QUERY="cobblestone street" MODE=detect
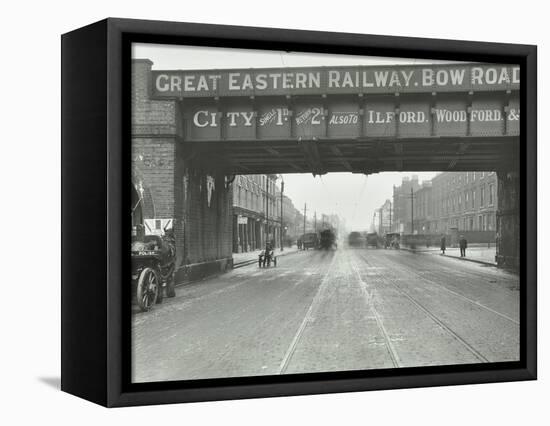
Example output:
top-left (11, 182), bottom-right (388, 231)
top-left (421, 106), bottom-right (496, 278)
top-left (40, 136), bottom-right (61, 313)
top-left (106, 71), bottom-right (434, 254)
top-left (132, 248), bottom-right (519, 382)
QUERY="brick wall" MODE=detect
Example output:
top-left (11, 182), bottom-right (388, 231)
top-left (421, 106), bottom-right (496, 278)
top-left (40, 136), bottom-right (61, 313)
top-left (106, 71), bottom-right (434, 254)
top-left (132, 59), bottom-right (233, 283)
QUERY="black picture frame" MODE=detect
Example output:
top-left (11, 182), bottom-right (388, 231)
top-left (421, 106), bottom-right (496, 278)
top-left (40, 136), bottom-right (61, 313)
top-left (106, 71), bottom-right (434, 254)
top-left (61, 18), bottom-right (537, 407)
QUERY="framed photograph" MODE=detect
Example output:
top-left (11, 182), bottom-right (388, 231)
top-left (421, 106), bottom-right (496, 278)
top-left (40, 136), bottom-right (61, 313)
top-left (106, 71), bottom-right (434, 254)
top-left (61, 18), bottom-right (536, 407)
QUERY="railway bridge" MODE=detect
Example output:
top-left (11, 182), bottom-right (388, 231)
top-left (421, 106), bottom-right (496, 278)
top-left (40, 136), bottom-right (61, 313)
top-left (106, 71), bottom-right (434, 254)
top-left (131, 59), bottom-right (520, 282)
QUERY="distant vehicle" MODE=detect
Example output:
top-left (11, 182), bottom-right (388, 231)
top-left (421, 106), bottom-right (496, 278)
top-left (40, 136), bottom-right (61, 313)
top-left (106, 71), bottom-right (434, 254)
top-left (319, 229), bottom-right (337, 250)
top-left (384, 232), bottom-right (401, 249)
top-left (348, 231), bottom-right (365, 248)
top-left (301, 232), bottom-right (319, 250)
top-left (366, 232), bottom-right (381, 248)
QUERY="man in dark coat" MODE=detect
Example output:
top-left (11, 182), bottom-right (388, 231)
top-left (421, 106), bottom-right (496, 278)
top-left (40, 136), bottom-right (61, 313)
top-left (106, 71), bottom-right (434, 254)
top-left (459, 235), bottom-right (468, 257)
top-left (440, 235), bottom-right (446, 255)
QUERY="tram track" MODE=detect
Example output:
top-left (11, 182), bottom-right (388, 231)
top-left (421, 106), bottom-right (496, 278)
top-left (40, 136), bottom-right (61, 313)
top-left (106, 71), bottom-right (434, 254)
top-left (277, 252), bottom-right (337, 374)
top-left (356, 251), bottom-right (490, 363)
top-left (350, 256), bottom-right (401, 368)
top-left (373, 251), bottom-right (519, 325)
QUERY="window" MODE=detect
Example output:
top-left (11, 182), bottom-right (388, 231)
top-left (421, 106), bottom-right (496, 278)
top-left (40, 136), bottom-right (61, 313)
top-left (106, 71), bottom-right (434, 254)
top-left (489, 183), bottom-right (494, 205)
top-left (480, 185), bottom-right (485, 207)
top-left (479, 215), bottom-right (483, 231)
top-left (472, 189), bottom-right (476, 209)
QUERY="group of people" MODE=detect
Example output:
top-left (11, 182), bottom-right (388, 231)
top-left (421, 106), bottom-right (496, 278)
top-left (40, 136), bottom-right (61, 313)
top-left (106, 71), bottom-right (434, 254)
top-left (440, 235), bottom-right (468, 257)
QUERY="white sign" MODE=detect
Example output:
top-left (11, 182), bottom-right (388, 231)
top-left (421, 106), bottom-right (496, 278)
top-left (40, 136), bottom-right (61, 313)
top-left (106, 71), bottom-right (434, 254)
top-left (144, 218), bottom-right (173, 236)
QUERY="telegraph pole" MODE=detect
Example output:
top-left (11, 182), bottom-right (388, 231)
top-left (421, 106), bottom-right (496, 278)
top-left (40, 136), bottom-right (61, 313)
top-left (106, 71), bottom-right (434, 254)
top-left (389, 201), bottom-right (392, 232)
top-left (314, 211), bottom-right (317, 232)
top-left (280, 178), bottom-right (284, 251)
top-left (303, 203), bottom-right (307, 236)
top-left (265, 176), bottom-right (269, 245)
top-left (410, 187), bottom-right (414, 235)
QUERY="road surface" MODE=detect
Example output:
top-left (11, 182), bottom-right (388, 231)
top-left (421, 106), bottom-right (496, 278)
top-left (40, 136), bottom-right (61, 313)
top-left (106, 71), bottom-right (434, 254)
top-left (132, 248), bottom-right (519, 382)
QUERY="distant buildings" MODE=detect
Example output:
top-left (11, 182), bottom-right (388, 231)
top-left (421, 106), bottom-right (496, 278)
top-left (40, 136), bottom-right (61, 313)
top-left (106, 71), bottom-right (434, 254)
top-left (232, 174), bottom-right (308, 253)
top-left (232, 174), bottom-right (279, 253)
top-left (232, 175), bottom-right (344, 253)
top-left (386, 172), bottom-right (498, 237)
top-left (392, 175), bottom-right (421, 234)
top-left (373, 199), bottom-right (393, 235)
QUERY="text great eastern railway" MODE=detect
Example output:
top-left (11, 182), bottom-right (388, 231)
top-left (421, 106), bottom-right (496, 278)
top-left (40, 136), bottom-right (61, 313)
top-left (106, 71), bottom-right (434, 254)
top-left (152, 64), bottom-right (519, 98)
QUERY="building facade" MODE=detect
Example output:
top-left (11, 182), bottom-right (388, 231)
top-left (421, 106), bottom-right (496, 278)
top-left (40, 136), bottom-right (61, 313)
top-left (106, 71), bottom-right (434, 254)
top-left (232, 174), bottom-right (280, 253)
top-left (373, 199), bottom-right (393, 235)
top-left (431, 171), bottom-right (497, 234)
top-left (383, 172), bottom-right (498, 238)
top-left (413, 182), bottom-right (434, 234)
top-left (392, 175), bottom-right (421, 234)
top-left (232, 175), bottom-right (306, 252)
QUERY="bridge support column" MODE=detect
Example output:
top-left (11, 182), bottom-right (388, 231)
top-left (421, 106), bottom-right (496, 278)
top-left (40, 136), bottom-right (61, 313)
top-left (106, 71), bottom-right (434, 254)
top-left (132, 59), bottom-right (234, 285)
top-left (496, 171), bottom-right (520, 269)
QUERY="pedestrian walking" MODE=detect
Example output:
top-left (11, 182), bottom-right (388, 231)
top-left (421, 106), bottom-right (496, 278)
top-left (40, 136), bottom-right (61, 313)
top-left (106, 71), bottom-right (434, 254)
top-left (440, 235), bottom-right (446, 255)
top-left (459, 235), bottom-right (468, 257)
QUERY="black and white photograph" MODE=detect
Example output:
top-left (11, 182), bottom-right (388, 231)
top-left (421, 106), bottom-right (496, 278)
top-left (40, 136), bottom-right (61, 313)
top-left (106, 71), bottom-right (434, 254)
top-left (130, 44), bottom-right (521, 383)
top-left (3, 0), bottom-right (546, 422)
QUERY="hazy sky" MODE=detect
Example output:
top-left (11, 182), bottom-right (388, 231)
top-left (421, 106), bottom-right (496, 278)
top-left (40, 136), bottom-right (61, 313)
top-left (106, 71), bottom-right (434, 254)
top-left (133, 44), bottom-right (453, 230)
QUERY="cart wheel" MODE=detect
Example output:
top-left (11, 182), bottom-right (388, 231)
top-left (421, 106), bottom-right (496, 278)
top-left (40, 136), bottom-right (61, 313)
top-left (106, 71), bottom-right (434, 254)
top-left (137, 267), bottom-right (159, 312)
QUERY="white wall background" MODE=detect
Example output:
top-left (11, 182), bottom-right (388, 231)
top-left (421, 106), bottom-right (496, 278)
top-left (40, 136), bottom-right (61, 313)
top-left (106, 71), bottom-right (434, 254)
top-left (0, 0), bottom-right (545, 423)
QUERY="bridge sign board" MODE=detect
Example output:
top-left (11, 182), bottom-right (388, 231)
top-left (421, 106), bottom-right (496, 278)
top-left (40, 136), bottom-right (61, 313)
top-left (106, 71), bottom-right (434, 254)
top-left (152, 64), bottom-right (519, 98)
top-left (153, 64), bottom-right (519, 142)
top-left (180, 94), bottom-right (519, 142)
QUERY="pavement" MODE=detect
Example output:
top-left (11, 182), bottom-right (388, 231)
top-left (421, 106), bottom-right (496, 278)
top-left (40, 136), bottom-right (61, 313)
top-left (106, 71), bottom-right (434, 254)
top-left (232, 245), bottom-right (300, 267)
top-left (132, 247), bottom-right (519, 383)
top-left (402, 245), bottom-right (497, 265)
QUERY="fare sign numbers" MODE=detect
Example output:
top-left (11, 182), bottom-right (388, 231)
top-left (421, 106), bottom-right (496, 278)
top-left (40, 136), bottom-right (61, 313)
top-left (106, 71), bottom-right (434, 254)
top-left (183, 95), bottom-right (519, 141)
top-left (294, 103), bottom-right (325, 139)
top-left (257, 105), bottom-right (291, 139)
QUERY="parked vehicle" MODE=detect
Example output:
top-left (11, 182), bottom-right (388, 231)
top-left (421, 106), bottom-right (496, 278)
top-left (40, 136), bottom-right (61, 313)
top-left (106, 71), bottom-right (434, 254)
top-left (301, 232), bottom-right (319, 250)
top-left (131, 231), bottom-right (176, 312)
top-left (259, 243), bottom-right (277, 267)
